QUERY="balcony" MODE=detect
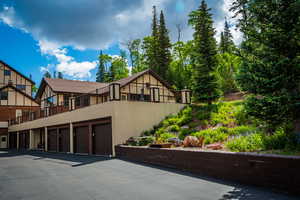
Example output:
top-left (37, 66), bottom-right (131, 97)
top-left (9, 83), bottom-right (191, 126)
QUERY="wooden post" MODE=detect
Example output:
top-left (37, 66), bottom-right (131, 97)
top-left (16, 131), bottom-right (19, 150)
top-left (70, 123), bottom-right (74, 153)
top-left (44, 127), bottom-right (48, 152)
top-left (29, 129), bottom-right (34, 150)
top-left (88, 124), bottom-right (93, 155)
top-left (181, 89), bottom-right (191, 104)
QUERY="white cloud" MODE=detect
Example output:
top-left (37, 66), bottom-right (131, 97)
top-left (38, 40), bottom-right (97, 79)
top-left (56, 60), bottom-right (97, 79)
top-left (40, 64), bottom-right (52, 73)
top-left (216, 0), bottom-right (243, 44)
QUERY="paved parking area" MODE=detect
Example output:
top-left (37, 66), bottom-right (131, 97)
top-left (0, 150), bottom-right (298, 200)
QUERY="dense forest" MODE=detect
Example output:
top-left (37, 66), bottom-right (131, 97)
top-left (95, 0), bottom-right (300, 135)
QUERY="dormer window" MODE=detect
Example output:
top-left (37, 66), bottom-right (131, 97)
top-left (4, 70), bottom-right (11, 76)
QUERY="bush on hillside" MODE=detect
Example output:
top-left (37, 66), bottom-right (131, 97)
top-left (225, 133), bottom-right (264, 152)
top-left (157, 133), bottom-right (177, 143)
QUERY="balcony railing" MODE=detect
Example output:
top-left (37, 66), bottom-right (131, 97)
top-left (8, 83), bottom-right (190, 126)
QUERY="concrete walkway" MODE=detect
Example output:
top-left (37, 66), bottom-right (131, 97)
top-left (0, 150), bottom-right (298, 200)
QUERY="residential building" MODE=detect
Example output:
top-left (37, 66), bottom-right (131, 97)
top-left (8, 68), bottom-right (191, 155)
top-left (0, 61), bottom-right (39, 149)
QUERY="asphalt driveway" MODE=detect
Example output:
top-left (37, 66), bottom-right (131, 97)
top-left (0, 150), bottom-right (298, 200)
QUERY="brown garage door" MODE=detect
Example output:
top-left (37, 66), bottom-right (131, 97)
top-left (92, 123), bottom-right (112, 155)
top-left (19, 131), bottom-right (29, 149)
top-left (74, 126), bottom-right (89, 154)
top-left (48, 129), bottom-right (58, 152)
top-left (59, 128), bottom-right (70, 153)
top-left (9, 133), bottom-right (17, 149)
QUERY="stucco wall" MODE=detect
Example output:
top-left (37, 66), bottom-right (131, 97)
top-left (8, 101), bottom-right (185, 154)
top-left (112, 102), bottom-right (185, 147)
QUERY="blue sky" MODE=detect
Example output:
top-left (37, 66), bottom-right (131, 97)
top-left (0, 0), bottom-right (241, 86)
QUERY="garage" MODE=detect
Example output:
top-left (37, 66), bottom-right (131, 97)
top-left (9, 132), bottom-right (17, 149)
top-left (19, 131), bottom-right (29, 149)
top-left (48, 129), bottom-right (58, 152)
top-left (58, 128), bottom-right (70, 153)
top-left (92, 123), bottom-right (112, 156)
top-left (74, 126), bottom-right (89, 154)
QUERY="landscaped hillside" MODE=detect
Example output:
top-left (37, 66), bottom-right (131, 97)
top-left (126, 100), bottom-right (300, 156)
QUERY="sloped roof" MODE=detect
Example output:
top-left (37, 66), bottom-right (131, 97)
top-left (36, 69), bottom-right (173, 99)
top-left (36, 78), bottom-right (109, 99)
top-left (0, 84), bottom-right (37, 103)
top-left (0, 60), bottom-right (35, 85)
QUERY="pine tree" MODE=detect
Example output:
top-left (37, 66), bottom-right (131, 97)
top-left (143, 6), bottom-right (160, 73)
top-left (96, 50), bottom-right (106, 82)
top-left (157, 10), bottom-right (172, 80)
top-left (188, 0), bottom-right (219, 104)
top-left (219, 19), bottom-right (235, 53)
top-left (151, 6), bottom-right (158, 38)
top-left (234, 0), bottom-right (300, 131)
top-left (53, 71), bottom-right (57, 79)
top-left (57, 72), bottom-right (63, 79)
top-left (219, 32), bottom-right (225, 53)
top-left (43, 71), bottom-right (51, 78)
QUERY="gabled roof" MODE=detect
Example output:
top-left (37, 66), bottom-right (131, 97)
top-left (0, 84), bottom-right (37, 103)
top-left (36, 68), bottom-right (173, 99)
top-left (115, 69), bottom-right (173, 90)
top-left (0, 60), bottom-right (35, 85)
top-left (36, 78), bottom-right (109, 99)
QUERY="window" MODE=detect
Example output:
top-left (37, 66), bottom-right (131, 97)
top-left (63, 95), bottom-right (70, 107)
top-left (75, 97), bottom-right (81, 107)
top-left (4, 70), bottom-right (11, 76)
top-left (16, 84), bottom-right (26, 90)
top-left (83, 96), bottom-right (90, 106)
top-left (1, 137), bottom-right (6, 142)
top-left (16, 109), bottom-right (22, 118)
top-left (0, 91), bottom-right (8, 100)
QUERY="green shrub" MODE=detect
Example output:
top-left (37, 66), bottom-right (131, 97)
top-left (225, 133), bottom-right (264, 152)
top-left (178, 129), bottom-right (193, 140)
top-left (139, 136), bottom-right (155, 146)
top-left (228, 126), bottom-right (257, 136)
top-left (177, 115), bottom-right (193, 126)
top-left (158, 132), bottom-right (177, 143)
top-left (188, 121), bottom-right (199, 129)
top-left (141, 130), bottom-right (153, 136)
top-left (127, 136), bottom-right (155, 146)
top-left (211, 103), bottom-right (237, 126)
top-left (155, 127), bottom-right (167, 137)
top-left (263, 128), bottom-right (289, 150)
top-left (196, 112), bottom-right (211, 121)
top-left (235, 105), bottom-right (249, 125)
top-left (169, 124), bottom-right (180, 132)
top-left (192, 127), bottom-right (229, 145)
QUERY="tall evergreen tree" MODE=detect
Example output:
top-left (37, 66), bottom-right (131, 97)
top-left (188, 0), bottom-right (219, 104)
top-left (143, 6), bottom-right (160, 73)
top-left (43, 71), bottom-right (51, 78)
top-left (233, 0), bottom-right (300, 131)
top-left (96, 50), bottom-right (106, 82)
top-left (57, 72), bottom-right (63, 79)
top-left (219, 19), bottom-right (235, 53)
top-left (151, 6), bottom-right (158, 38)
top-left (157, 10), bottom-right (172, 80)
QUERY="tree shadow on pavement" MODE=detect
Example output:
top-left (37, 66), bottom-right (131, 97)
top-left (0, 150), bottom-right (112, 167)
top-left (118, 158), bottom-right (299, 200)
